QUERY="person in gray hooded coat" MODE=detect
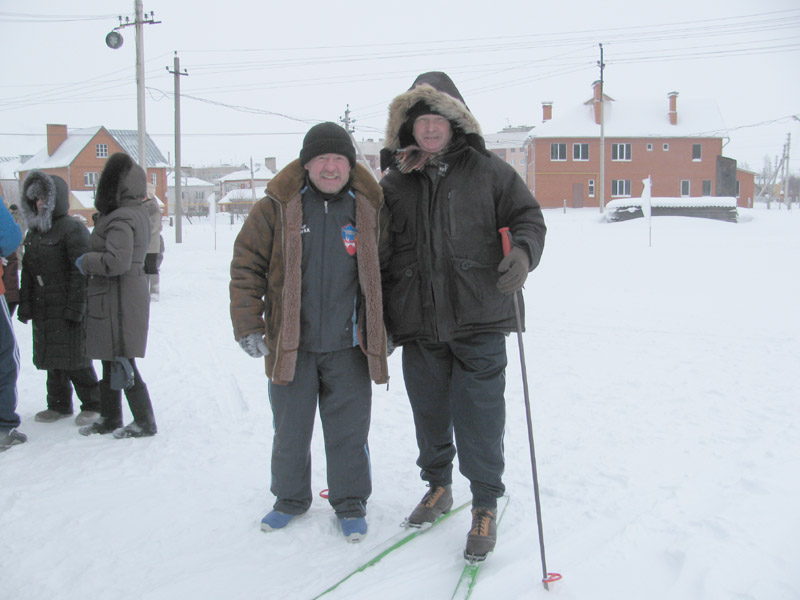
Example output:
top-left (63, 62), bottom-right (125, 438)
top-left (18, 170), bottom-right (100, 426)
top-left (76, 152), bottom-right (157, 439)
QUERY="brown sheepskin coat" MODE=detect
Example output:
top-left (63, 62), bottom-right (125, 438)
top-left (229, 160), bottom-right (390, 385)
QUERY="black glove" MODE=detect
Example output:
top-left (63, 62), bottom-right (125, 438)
top-left (497, 246), bottom-right (530, 295)
top-left (238, 333), bottom-right (269, 358)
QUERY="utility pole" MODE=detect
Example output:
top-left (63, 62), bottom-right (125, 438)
top-left (105, 2), bottom-right (160, 169)
top-left (598, 43), bottom-right (606, 213)
top-left (340, 104), bottom-right (379, 182)
top-left (167, 52), bottom-right (188, 243)
top-left (782, 133), bottom-right (792, 210)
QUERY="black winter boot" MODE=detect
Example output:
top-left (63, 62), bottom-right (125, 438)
top-left (79, 381), bottom-right (122, 436)
top-left (114, 383), bottom-right (157, 438)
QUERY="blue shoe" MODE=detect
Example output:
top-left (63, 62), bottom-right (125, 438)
top-left (339, 517), bottom-right (368, 543)
top-left (260, 510), bottom-right (296, 532)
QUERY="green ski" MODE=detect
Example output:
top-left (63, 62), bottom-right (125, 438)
top-left (450, 495), bottom-right (511, 600)
top-left (312, 500), bottom-right (471, 599)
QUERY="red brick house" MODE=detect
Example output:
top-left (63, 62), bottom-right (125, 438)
top-left (529, 82), bottom-right (755, 209)
top-left (17, 124), bottom-right (170, 222)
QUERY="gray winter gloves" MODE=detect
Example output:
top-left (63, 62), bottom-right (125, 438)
top-left (238, 333), bottom-right (269, 358)
top-left (497, 246), bottom-right (530, 295)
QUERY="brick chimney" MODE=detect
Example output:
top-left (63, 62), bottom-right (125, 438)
top-left (541, 102), bottom-right (553, 122)
top-left (47, 124), bottom-right (68, 156)
top-left (668, 92), bottom-right (679, 125)
top-left (592, 80), bottom-right (603, 125)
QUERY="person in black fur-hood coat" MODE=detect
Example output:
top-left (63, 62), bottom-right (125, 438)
top-left (18, 170), bottom-right (101, 426)
top-left (379, 71), bottom-right (547, 560)
top-left (76, 152), bottom-right (158, 439)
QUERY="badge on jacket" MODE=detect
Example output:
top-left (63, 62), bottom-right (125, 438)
top-left (341, 224), bottom-right (357, 256)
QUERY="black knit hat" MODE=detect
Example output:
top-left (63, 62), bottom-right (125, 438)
top-left (299, 122), bottom-right (356, 168)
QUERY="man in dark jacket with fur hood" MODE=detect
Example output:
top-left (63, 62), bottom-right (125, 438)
top-left (380, 72), bottom-right (546, 561)
top-left (230, 122), bottom-right (390, 542)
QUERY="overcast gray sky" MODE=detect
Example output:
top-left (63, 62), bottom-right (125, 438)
top-left (1, 0), bottom-right (798, 173)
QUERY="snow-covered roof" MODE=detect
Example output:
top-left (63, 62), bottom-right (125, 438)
top-left (483, 128), bottom-right (535, 149)
top-left (0, 156), bottom-right (28, 179)
top-left (167, 172), bottom-right (215, 187)
top-left (70, 190), bottom-right (95, 210)
top-left (19, 127), bottom-right (169, 171)
top-left (69, 189), bottom-right (164, 210)
top-left (218, 188), bottom-right (263, 204)
top-left (219, 165), bottom-right (275, 182)
top-left (534, 97), bottom-right (726, 139)
top-left (20, 127), bottom-right (102, 171)
top-left (607, 196), bottom-right (738, 209)
top-left (108, 129), bottom-right (170, 168)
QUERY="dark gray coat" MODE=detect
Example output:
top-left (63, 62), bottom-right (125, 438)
top-left (380, 72), bottom-right (546, 344)
top-left (81, 153), bottom-right (151, 360)
top-left (18, 171), bottom-right (92, 370)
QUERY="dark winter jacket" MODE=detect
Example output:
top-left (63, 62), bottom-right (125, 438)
top-left (80, 153), bottom-right (151, 360)
top-left (380, 71), bottom-right (546, 344)
top-left (230, 160), bottom-right (390, 385)
top-left (18, 171), bottom-right (92, 370)
top-left (298, 182), bottom-right (360, 353)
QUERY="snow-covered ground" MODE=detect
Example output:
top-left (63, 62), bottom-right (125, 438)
top-left (2, 205), bottom-right (798, 600)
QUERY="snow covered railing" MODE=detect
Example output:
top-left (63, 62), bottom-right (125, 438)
top-left (605, 196), bottom-right (739, 223)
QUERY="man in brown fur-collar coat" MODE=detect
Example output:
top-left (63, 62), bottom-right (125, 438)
top-left (230, 122), bottom-right (390, 542)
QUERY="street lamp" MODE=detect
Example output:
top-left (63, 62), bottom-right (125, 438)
top-left (104, 2), bottom-right (160, 170)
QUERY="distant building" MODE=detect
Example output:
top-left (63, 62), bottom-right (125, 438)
top-left (167, 172), bottom-right (215, 217)
top-left (16, 124), bottom-right (170, 222)
top-left (216, 161), bottom-right (277, 214)
top-left (484, 126), bottom-right (534, 185)
top-left (0, 156), bottom-right (30, 206)
top-left (529, 82), bottom-right (755, 208)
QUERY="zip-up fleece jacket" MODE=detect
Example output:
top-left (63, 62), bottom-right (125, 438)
top-left (230, 160), bottom-right (390, 385)
top-left (380, 71), bottom-right (547, 344)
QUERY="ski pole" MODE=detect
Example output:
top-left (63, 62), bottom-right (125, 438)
top-left (498, 227), bottom-right (560, 591)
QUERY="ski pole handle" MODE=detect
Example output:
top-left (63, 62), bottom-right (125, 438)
top-left (499, 227), bottom-right (512, 257)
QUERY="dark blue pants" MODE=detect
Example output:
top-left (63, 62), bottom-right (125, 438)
top-left (402, 332), bottom-right (507, 508)
top-left (267, 346), bottom-right (372, 518)
top-left (0, 296), bottom-right (20, 432)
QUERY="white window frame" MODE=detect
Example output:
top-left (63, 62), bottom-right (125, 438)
top-left (573, 143), bottom-right (589, 161)
top-left (681, 180), bottom-right (691, 197)
top-left (550, 143), bottom-right (567, 161)
top-left (663, 143), bottom-right (670, 151)
top-left (84, 171), bottom-right (99, 186)
top-left (612, 143), bottom-right (632, 161)
top-left (95, 144), bottom-right (108, 159)
top-left (588, 179), bottom-right (595, 198)
top-left (692, 144), bottom-right (702, 161)
top-left (611, 179), bottom-right (632, 197)
top-left (647, 143), bottom-right (653, 151)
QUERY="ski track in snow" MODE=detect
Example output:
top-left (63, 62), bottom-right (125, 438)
top-left (2, 207), bottom-right (799, 600)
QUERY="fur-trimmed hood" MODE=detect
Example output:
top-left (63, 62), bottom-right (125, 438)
top-left (20, 170), bottom-right (69, 232)
top-left (266, 159), bottom-right (383, 210)
top-left (383, 71), bottom-right (483, 152)
top-left (95, 152), bottom-right (147, 215)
